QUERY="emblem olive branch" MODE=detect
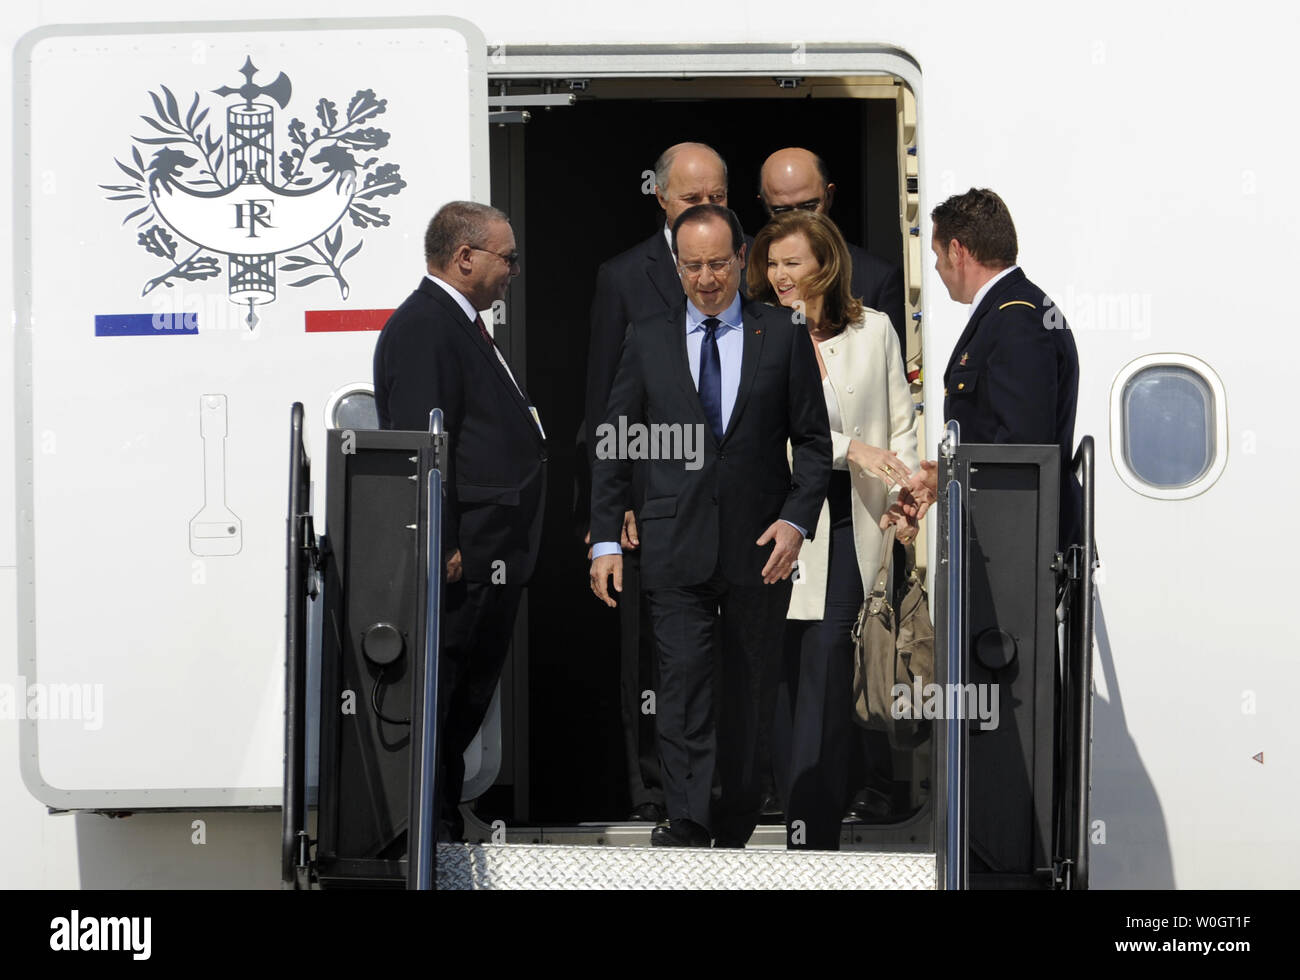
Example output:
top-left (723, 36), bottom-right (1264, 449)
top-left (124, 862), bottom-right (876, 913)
top-left (102, 83), bottom-right (406, 299)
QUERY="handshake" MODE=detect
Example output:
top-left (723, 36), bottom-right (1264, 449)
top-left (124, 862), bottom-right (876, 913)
top-left (876, 459), bottom-right (939, 546)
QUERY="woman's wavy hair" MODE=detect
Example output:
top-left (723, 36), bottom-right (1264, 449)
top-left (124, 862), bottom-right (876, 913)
top-left (746, 209), bottom-right (862, 334)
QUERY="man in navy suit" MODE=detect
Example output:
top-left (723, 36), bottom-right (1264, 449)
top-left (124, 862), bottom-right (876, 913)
top-left (584, 142), bottom-right (734, 824)
top-left (373, 201), bottom-right (546, 838)
top-left (589, 204), bottom-right (831, 847)
top-left (910, 188), bottom-right (1080, 548)
top-left (759, 147), bottom-right (906, 349)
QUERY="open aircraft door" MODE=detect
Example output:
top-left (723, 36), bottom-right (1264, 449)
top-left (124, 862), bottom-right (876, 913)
top-left (15, 16), bottom-right (491, 810)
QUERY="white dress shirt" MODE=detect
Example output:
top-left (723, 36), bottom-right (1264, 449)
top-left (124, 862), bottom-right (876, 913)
top-left (967, 265), bottom-right (1019, 317)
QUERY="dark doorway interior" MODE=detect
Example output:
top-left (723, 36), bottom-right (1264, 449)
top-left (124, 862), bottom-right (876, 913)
top-left (494, 93), bottom-right (902, 823)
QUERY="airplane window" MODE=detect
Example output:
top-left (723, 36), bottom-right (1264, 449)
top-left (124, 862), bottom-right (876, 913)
top-left (325, 384), bottom-right (379, 430)
top-left (1110, 354), bottom-right (1226, 500)
top-left (1121, 366), bottom-right (1214, 487)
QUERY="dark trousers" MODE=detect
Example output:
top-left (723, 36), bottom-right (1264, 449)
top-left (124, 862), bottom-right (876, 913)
top-left (436, 576), bottom-right (523, 835)
top-left (619, 550), bottom-right (665, 810)
top-left (647, 569), bottom-right (791, 845)
top-left (777, 472), bottom-right (863, 850)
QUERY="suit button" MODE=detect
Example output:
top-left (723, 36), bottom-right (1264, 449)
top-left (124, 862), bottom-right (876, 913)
top-left (854, 426), bottom-right (861, 435)
top-left (718, 451), bottom-right (726, 461)
top-left (957, 383), bottom-right (965, 390)
top-left (539, 451), bottom-right (548, 461)
top-left (711, 494), bottom-right (718, 504)
top-left (846, 384), bottom-right (854, 393)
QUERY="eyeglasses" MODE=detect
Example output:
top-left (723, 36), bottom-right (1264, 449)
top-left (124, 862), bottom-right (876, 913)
top-left (767, 198), bottom-right (823, 215)
top-left (677, 255), bottom-right (738, 277)
top-left (470, 246), bottom-right (521, 267)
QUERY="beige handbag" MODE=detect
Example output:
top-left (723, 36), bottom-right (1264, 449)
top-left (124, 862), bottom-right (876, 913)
top-left (851, 525), bottom-right (935, 748)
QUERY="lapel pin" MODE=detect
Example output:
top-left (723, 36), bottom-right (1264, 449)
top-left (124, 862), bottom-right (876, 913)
top-left (959, 352), bottom-right (969, 366)
top-left (754, 328), bottom-right (762, 335)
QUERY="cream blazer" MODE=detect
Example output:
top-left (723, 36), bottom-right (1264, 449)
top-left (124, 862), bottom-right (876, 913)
top-left (788, 309), bottom-right (920, 620)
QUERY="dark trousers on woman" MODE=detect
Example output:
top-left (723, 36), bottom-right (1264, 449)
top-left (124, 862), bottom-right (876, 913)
top-left (776, 471), bottom-right (863, 850)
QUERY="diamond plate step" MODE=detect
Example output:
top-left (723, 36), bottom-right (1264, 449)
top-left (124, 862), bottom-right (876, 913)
top-left (435, 843), bottom-right (936, 889)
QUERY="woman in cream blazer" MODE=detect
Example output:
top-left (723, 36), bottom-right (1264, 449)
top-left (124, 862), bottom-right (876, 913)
top-left (748, 210), bottom-right (920, 850)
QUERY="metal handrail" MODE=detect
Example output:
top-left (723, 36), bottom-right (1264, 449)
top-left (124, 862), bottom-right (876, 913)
top-left (940, 420), bottom-right (967, 890)
top-left (1071, 436), bottom-right (1097, 889)
top-left (282, 402), bottom-right (309, 888)
top-left (409, 408), bottom-right (447, 891)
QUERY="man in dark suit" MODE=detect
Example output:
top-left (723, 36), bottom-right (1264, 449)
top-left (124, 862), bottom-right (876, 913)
top-left (589, 204), bottom-right (831, 847)
top-left (909, 188), bottom-right (1080, 548)
top-left (759, 147), bottom-right (906, 349)
top-left (585, 142), bottom-right (732, 823)
top-left (372, 201), bottom-right (546, 838)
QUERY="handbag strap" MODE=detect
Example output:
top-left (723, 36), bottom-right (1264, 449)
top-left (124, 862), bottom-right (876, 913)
top-left (869, 524), bottom-right (898, 599)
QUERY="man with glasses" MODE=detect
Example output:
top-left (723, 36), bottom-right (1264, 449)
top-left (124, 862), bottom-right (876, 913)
top-left (584, 142), bottom-right (740, 825)
top-left (759, 147), bottom-right (906, 352)
top-left (373, 200), bottom-right (544, 841)
top-left (589, 204), bottom-right (830, 847)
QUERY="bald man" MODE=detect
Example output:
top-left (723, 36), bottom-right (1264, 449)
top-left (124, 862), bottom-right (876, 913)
top-left (759, 147), bottom-right (906, 354)
top-left (584, 142), bottom-right (735, 824)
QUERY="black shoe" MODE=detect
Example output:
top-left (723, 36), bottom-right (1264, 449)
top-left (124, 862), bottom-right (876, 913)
top-left (846, 787), bottom-right (894, 823)
top-left (629, 802), bottom-right (666, 822)
top-left (650, 819), bottom-right (711, 847)
top-left (759, 792), bottom-right (784, 818)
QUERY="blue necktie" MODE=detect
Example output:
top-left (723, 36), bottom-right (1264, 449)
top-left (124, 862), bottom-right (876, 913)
top-left (698, 317), bottom-right (724, 441)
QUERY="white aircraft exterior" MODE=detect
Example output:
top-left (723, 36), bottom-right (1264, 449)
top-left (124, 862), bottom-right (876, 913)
top-left (1, 0), bottom-right (1295, 890)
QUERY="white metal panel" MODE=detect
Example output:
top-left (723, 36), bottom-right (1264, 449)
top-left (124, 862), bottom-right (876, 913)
top-left (15, 17), bottom-right (488, 808)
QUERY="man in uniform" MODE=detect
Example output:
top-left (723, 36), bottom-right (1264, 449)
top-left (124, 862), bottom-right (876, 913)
top-left (908, 187), bottom-right (1080, 548)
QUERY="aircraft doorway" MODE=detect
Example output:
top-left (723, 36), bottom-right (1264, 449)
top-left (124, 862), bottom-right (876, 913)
top-left (482, 73), bottom-right (925, 838)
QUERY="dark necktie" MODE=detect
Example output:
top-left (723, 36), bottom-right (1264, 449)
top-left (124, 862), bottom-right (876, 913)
top-left (476, 313), bottom-right (528, 403)
top-left (698, 317), bottom-right (724, 441)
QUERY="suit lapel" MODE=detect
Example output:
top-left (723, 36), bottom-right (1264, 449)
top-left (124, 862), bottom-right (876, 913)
top-left (420, 278), bottom-right (541, 440)
top-left (944, 268), bottom-right (1026, 378)
top-left (721, 302), bottom-right (766, 444)
top-left (645, 231), bottom-right (684, 309)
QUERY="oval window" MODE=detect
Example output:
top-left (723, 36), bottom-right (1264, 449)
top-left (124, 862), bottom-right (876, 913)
top-left (1110, 355), bottom-right (1227, 500)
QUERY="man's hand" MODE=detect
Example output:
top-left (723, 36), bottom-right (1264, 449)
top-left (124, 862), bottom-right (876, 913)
top-left (620, 510), bottom-right (640, 550)
top-left (757, 520), bottom-right (804, 585)
top-left (903, 461), bottom-right (939, 521)
top-left (445, 549), bottom-right (463, 583)
top-left (846, 439), bottom-right (911, 487)
top-left (590, 554), bottom-right (624, 608)
top-left (879, 502), bottom-right (919, 545)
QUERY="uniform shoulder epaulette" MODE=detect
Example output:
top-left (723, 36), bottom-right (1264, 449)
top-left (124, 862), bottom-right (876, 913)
top-left (998, 299), bottom-right (1036, 311)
